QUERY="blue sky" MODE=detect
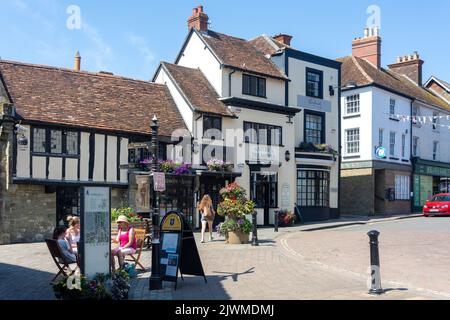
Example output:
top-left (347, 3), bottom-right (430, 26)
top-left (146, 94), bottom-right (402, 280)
top-left (1, 0), bottom-right (449, 82)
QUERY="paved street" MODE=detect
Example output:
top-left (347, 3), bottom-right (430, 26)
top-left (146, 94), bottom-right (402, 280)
top-left (1, 215), bottom-right (449, 300)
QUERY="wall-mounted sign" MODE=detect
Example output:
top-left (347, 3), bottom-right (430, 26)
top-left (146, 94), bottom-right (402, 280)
top-left (298, 95), bottom-right (332, 113)
top-left (281, 184), bottom-right (290, 208)
top-left (80, 187), bottom-right (111, 278)
top-left (375, 147), bottom-right (387, 159)
top-left (153, 172), bottom-right (166, 192)
top-left (135, 175), bottom-right (150, 213)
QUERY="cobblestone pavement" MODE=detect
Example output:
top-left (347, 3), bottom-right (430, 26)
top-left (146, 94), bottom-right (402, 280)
top-left (0, 214), bottom-right (447, 300)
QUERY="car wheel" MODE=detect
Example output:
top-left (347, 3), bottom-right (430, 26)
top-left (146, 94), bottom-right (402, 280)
top-left (424, 215), bottom-right (429, 217)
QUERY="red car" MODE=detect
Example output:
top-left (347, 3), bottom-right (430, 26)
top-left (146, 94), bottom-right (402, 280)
top-left (423, 193), bottom-right (450, 216)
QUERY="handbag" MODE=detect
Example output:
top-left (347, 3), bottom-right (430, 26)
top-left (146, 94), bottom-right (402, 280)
top-left (123, 263), bottom-right (136, 278)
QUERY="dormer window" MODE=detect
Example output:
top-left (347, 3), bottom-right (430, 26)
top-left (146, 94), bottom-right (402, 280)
top-left (242, 74), bottom-right (266, 98)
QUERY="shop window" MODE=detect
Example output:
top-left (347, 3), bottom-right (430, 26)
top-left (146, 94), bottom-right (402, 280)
top-left (395, 175), bottom-right (410, 200)
top-left (297, 170), bottom-right (330, 207)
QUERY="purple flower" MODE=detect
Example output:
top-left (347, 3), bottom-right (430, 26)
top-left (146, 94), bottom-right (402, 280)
top-left (237, 219), bottom-right (244, 225)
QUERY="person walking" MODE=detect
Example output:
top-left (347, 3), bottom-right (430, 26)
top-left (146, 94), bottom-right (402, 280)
top-left (198, 195), bottom-right (215, 243)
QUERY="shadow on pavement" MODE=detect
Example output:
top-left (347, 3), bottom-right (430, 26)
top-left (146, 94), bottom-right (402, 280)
top-left (0, 263), bottom-right (55, 300)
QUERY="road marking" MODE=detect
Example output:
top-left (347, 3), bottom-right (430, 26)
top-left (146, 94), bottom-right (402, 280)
top-left (279, 233), bottom-right (450, 300)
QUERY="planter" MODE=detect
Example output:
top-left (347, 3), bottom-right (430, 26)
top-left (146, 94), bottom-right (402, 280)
top-left (239, 232), bottom-right (250, 244)
top-left (226, 231), bottom-right (243, 244)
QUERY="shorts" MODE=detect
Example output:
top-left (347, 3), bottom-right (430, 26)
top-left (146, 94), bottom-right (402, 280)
top-left (201, 215), bottom-right (214, 222)
top-left (113, 247), bottom-right (136, 256)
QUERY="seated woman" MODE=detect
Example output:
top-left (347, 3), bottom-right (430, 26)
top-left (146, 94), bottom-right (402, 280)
top-left (53, 226), bottom-right (77, 264)
top-left (65, 216), bottom-right (80, 254)
top-left (111, 215), bottom-right (137, 272)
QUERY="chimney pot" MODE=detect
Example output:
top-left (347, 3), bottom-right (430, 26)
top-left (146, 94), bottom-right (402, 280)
top-left (74, 51), bottom-right (81, 71)
top-left (273, 34), bottom-right (293, 46)
top-left (388, 51), bottom-right (424, 86)
top-left (188, 5), bottom-right (209, 31)
top-left (352, 28), bottom-right (382, 68)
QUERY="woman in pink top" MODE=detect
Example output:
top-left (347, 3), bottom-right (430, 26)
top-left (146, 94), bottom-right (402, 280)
top-left (111, 215), bottom-right (137, 272)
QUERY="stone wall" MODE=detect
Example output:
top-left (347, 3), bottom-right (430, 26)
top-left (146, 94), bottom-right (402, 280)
top-left (1, 184), bottom-right (56, 244)
top-left (341, 168), bottom-right (375, 215)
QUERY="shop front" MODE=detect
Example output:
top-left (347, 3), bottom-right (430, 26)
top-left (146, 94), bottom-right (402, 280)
top-left (412, 158), bottom-right (450, 212)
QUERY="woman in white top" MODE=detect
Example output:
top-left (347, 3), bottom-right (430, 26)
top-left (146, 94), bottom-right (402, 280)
top-left (66, 216), bottom-right (80, 254)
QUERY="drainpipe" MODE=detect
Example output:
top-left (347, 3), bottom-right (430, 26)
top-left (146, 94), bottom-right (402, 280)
top-left (228, 70), bottom-right (236, 97)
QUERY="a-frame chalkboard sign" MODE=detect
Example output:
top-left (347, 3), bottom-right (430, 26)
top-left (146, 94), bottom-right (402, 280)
top-left (159, 211), bottom-right (207, 289)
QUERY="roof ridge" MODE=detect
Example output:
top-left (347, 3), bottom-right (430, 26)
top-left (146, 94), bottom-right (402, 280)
top-left (0, 59), bottom-right (159, 86)
top-left (351, 56), bottom-right (374, 83)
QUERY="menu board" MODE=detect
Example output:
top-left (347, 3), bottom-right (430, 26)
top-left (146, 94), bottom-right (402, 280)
top-left (80, 187), bottom-right (111, 278)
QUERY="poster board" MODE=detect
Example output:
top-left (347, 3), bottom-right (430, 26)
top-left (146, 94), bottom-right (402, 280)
top-left (159, 211), bottom-right (206, 289)
top-left (80, 187), bottom-right (111, 278)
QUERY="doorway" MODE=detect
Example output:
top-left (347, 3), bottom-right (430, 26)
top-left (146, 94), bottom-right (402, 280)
top-left (56, 187), bottom-right (80, 226)
top-left (251, 172), bottom-right (278, 226)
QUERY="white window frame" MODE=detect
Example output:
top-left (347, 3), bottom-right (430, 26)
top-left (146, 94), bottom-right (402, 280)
top-left (378, 128), bottom-right (384, 147)
top-left (389, 131), bottom-right (396, 157)
top-left (345, 128), bottom-right (360, 155)
top-left (401, 134), bottom-right (406, 159)
top-left (389, 99), bottom-right (396, 118)
top-left (395, 175), bottom-right (410, 200)
top-left (433, 141), bottom-right (439, 161)
top-left (345, 94), bottom-right (360, 116)
top-left (412, 136), bottom-right (419, 157)
top-left (433, 112), bottom-right (440, 132)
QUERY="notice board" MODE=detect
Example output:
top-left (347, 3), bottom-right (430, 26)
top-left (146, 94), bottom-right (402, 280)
top-left (159, 211), bottom-right (206, 289)
top-left (79, 187), bottom-right (111, 278)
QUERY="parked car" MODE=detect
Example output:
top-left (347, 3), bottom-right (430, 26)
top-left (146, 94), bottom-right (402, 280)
top-left (423, 193), bottom-right (450, 217)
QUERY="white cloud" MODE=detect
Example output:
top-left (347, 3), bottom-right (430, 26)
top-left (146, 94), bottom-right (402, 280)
top-left (81, 21), bottom-right (115, 71)
top-left (127, 33), bottom-right (156, 67)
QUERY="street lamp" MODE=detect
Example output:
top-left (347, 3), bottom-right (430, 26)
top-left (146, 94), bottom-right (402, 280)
top-left (149, 115), bottom-right (163, 290)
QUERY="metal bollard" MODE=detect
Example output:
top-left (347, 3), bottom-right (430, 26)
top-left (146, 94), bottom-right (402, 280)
top-left (367, 230), bottom-right (384, 295)
top-left (251, 211), bottom-right (259, 246)
top-left (274, 211), bottom-right (279, 232)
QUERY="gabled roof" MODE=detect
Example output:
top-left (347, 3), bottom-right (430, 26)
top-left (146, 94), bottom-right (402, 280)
top-left (157, 62), bottom-right (234, 117)
top-left (338, 56), bottom-right (450, 111)
top-left (249, 35), bottom-right (290, 56)
top-left (177, 29), bottom-right (288, 81)
top-left (0, 60), bottom-right (187, 137)
top-left (425, 76), bottom-right (450, 92)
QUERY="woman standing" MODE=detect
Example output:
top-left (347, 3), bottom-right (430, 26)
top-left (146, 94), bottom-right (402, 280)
top-left (111, 215), bottom-right (137, 271)
top-left (198, 195), bottom-right (215, 243)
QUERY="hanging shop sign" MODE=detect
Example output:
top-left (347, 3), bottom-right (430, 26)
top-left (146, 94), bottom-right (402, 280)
top-left (135, 175), bottom-right (150, 213)
top-left (375, 147), bottom-right (387, 159)
top-left (153, 172), bottom-right (166, 192)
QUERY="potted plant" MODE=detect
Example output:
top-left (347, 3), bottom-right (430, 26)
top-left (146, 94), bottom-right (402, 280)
top-left (53, 271), bottom-right (130, 300)
top-left (217, 183), bottom-right (254, 244)
top-left (277, 210), bottom-right (296, 227)
top-left (111, 207), bottom-right (145, 231)
top-left (207, 158), bottom-right (234, 172)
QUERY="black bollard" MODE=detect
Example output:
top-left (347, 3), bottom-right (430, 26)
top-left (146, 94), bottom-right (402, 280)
top-left (251, 211), bottom-right (259, 246)
top-left (274, 211), bottom-right (279, 232)
top-left (367, 230), bottom-right (384, 295)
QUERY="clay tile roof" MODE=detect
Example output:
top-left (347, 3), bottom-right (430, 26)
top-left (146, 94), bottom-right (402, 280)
top-left (339, 56), bottom-right (450, 111)
top-left (0, 60), bottom-right (187, 137)
top-left (161, 62), bottom-right (233, 117)
top-left (199, 30), bottom-right (288, 80)
top-left (249, 35), bottom-right (290, 56)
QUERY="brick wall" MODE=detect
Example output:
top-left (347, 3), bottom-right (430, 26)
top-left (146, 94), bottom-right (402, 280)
top-left (341, 168), bottom-right (375, 215)
top-left (383, 169), bottom-right (411, 215)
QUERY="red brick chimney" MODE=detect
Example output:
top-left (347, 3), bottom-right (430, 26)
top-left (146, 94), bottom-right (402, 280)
top-left (273, 34), bottom-right (293, 46)
top-left (352, 27), bottom-right (381, 69)
top-left (188, 5), bottom-right (209, 32)
top-left (388, 52), bottom-right (424, 86)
